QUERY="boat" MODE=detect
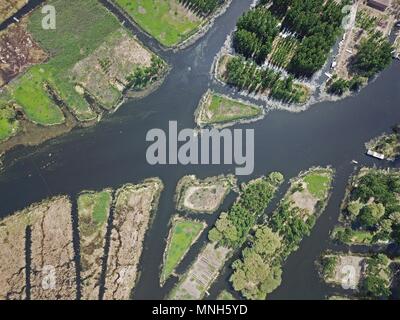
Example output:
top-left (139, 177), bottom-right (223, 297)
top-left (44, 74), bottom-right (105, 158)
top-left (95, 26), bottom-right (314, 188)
top-left (367, 149), bottom-right (385, 160)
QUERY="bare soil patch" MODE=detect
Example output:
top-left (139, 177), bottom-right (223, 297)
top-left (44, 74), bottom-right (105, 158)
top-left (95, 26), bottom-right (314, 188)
top-left (0, 23), bottom-right (47, 87)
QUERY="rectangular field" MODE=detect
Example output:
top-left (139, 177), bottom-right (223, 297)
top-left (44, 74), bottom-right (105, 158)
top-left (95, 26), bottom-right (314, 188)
top-left (114, 0), bottom-right (203, 47)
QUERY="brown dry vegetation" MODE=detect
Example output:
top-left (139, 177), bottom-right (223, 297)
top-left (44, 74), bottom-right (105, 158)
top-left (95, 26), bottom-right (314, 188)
top-left (71, 29), bottom-right (154, 109)
top-left (169, 242), bottom-right (231, 300)
top-left (0, 23), bottom-right (47, 87)
top-left (104, 179), bottom-right (163, 300)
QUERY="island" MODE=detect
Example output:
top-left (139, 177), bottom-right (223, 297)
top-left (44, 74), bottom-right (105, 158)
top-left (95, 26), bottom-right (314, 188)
top-left (104, 178), bottom-right (163, 300)
top-left (78, 189), bottom-right (113, 300)
top-left (169, 172), bottom-right (284, 300)
top-left (160, 216), bottom-right (206, 285)
top-left (332, 168), bottom-right (400, 246)
top-left (0, 178), bottom-right (164, 300)
top-left (195, 90), bottom-right (264, 128)
top-left (213, 0), bottom-right (396, 110)
top-left (365, 126), bottom-right (400, 161)
top-left (175, 174), bottom-right (237, 214)
top-left (0, 196), bottom-right (76, 300)
top-left (326, 0), bottom-right (395, 97)
top-left (230, 167), bottom-right (334, 300)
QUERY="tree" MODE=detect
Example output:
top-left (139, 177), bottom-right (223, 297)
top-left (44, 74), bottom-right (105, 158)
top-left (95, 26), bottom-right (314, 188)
top-left (270, 0), bottom-right (293, 16)
top-left (328, 78), bottom-right (349, 95)
top-left (268, 172), bottom-right (284, 186)
top-left (353, 32), bottom-right (393, 78)
top-left (233, 7), bottom-right (279, 65)
top-left (233, 29), bottom-right (261, 59)
top-left (347, 200), bottom-right (363, 219)
top-left (358, 203), bottom-right (385, 228)
top-left (373, 219), bottom-right (393, 242)
top-left (252, 226), bottom-right (281, 258)
top-left (348, 76), bottom-right (365, 92)
top-left (362, 254), bottom-right (391, 298)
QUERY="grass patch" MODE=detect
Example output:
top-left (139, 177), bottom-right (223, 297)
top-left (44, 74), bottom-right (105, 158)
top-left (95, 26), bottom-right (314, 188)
top-left (78, 190), bottom-right (113, 229)
top-left (3, 0), bottom-right (125, 123)
top-left (0, 102), bottom-right (19, 142)
top-left (205, 93), bottom-right (262, 125)
top-left (332, 227), bottom-right (374, 245)
top-left (303, 171), bottom-right (332, 199)
top-left (114, 0), bottom-right (203, 47)
top-left (161, 218), bottom-right (205, 284)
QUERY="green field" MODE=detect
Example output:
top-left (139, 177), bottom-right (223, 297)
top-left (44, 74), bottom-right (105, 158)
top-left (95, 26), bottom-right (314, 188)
top-left (161, 218), bottom-right (205, 283)
top-left (202, 93), bottom-right (263, 125)
top-left (78, 190), bottom-right (113, 230)
top-left (332, 227), bottom-right (374, 245)
top-left (303, 171), bottom-right (333, 199)
top-left (0, 98), bottom-right (19, 142)
top-left (114, 0), bottom-right (202, 47)
top-left (2, 0), bottom-right (123, 125)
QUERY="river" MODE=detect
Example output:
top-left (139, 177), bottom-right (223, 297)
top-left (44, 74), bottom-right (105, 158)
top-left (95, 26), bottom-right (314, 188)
top-left (0, 0), bottom-right (399, 300)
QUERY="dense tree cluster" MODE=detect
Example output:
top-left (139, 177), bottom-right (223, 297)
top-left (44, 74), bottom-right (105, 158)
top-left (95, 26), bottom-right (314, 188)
top-left (269, 0), bottom-right (293, 16)
top-left (179, 0), bottom-right (223, 15)
top-left (231, 170), bottom-right (332, 299)
top-left (328, 76), bottom-right (365, 96)
top-left (233, 7), bottom-right (279, 64)
top-left (285, 0), bottom-right (346, 77)
top-left (208, 172), bottom-right (284, 248)
top-left (338, 171), bottom-right (400, 244)
top-left (353, 32), bottom-right (393, 78)
top-left (225, 56), bottom-right (307, 103)
top-left (230, 226), bottom-right (283, 300)
top-left (362, 254), bottom-right (392, 299)
top-left (320, 256), bottom-right (338, 279)
top-left (270, 200), bottom-right (317, 258)
top-left (127, 56), bottom-right (164, 90)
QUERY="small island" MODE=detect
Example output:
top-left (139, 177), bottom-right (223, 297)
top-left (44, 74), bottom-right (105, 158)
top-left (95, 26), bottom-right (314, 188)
top-left (175, 174), bottom-right (237, 214)
top-left (332, 168), bottom-right (400, 246)
top-left (78, 189), bottom-right (113, 300)
top-left (365, 126), bottom-right (400, 161)
top-left (160, 216), bottom-right (206, 285)
top-left (217, 290), bottom-right (235, 300)
top-left (195, 90), bottom-right (264, 128)
top-left (169, 172), bottom-right (284, 300)
top-left (0, 196), bottom-right (76, 300)
top-left (104, 178), bottom-right (163, 300)
top-left (230, 167), bottom-right (334, 300)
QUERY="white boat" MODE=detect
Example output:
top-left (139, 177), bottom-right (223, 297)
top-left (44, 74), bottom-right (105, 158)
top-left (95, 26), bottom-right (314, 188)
top-left (367, 149), bottom-right (385, 160)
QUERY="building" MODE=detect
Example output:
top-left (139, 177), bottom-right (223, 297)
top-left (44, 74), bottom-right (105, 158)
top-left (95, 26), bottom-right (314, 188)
top-left (367, 0), bottom-right (392, 11)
